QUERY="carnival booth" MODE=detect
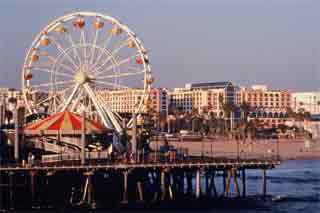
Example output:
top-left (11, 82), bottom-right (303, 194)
top-left (24, 111), bottom-right (112, 155)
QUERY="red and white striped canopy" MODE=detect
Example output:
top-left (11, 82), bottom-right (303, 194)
top-left (24, 111), bottom-right (107, 135)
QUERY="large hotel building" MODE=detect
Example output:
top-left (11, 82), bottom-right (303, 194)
top-left (239, 85), bottom-right (291, 128)
top-left (169, 81), bottom-right (237, 117)
top-left (169, 83), bottom-right (292, 128)
top-left (98, 88), bottom-right (169, 115)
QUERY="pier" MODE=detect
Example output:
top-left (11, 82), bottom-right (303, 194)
top-left (0, 154), bottom-right (280, 210)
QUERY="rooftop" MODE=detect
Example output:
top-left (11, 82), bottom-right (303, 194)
top-left (185, 81), bottom-right (233, 90)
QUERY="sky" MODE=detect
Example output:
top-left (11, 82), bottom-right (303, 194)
top-left (0, 0), bottom-right (320, 91)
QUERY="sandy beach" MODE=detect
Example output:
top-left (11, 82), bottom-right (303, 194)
top-left (150, 139), bottom-right (320, 160)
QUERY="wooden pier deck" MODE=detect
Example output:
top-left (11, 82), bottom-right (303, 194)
top-left (0, 157), bottom-right (280, 171)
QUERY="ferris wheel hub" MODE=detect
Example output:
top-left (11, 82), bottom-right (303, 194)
top-left (74, 70), bottom-right (90, 85)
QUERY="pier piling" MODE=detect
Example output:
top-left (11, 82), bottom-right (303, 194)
top-left (262, 169), bottom-right (267, 197)
top-left (195, 169), bottom-right (201, 199)
top-left (9, 172), bottom-right (14, 210)
top-left (242, 169), bottom-right (246, 197)
top-left (122, 171), bottom-right (128, 203)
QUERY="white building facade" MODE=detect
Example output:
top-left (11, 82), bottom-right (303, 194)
top-left (292, 92), bottom-right (320, 115)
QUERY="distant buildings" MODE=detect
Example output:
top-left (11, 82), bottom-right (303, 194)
top-left (3, 82), bottom-right (320, 129)
top-left (291, 92), bottom-right (320, 115)
top-left (168, 83), bottom-right (293, 128)
top-left (98, 88), bottom-right (169, 115)
top-left (239, 85), bottom-right (291, 128)
top-left (169, 81), bottom-right (238, 117)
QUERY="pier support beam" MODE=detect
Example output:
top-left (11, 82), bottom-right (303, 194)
top-left (233, 169), bottom-right (240, 197)
top-left (262, 169), bottom-right (267, 197)
top-left (122, 171), bottom-right (128, 203)
top-left (211, 171), bottom-right (218, 198)
top-left (178, 171), bottom-right (184, 197)
top-left (82, 171), bottom-right (95, 208)
top-left (186, 171), bottom-right (193, 196)
top-left (152, 170), bottom-right (160, 201)
top-left (46, 172), bottom-right (54, 207)
top-left (9, 172), bottom-right (14, 210)
top-left (30, 171), bottom-right (37, 208)
top-left (137, 181), bottom-right (144, 202)
top-left (242, 169), bottom-right (246, 197)
top-left (222, 170), bottom-right (226, 195)
top-left (195, 169), bottom-right (201, 199)
top-left (160, 170), bottom-right (166, 200)
top-left (224, 170), bottom-right (231, 197)
top-left (205, 171), bottom-right (210, 198)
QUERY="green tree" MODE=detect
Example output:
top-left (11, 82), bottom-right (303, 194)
top-left (239, 101), bottom-right (251, 121)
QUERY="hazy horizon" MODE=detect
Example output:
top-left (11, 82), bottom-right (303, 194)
top-left (0, 0), bottom-right (319, 92)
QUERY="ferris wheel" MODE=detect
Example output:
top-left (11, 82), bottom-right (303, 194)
top-left (21, 12), bottom-right (153, 133)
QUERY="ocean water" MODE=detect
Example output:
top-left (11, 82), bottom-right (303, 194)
top-left (239, 159), bottom-right (320, 213)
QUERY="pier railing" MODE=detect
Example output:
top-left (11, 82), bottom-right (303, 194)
top-left (0, 152), bottom-right (280, 171)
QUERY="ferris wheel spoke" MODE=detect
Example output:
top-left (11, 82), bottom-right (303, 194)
top-left (32, 80), bottom-right (74, 89)
top-left (44, 55), bottom-right (76, 74)
top-left (34, 87), bottom-right (73, 106)
top-left (93, 33), bottom-right (113, 68)
top-left (49, 36), bottom-right (79, 69)
top-left (92, 39), bottom-right (129, 74)
top-left (31, 67), bottom-right (74, 78)
top-left (70, 88), bottom-right (84, 112)
top-left (93, 80), bottom-right (131, 89)
top-left (57, 63), bottom-right (78, 74)
top-left (96, 70), bottom-right (145, 80)
top-left (66, 33), bottom-right (82, 66)
top-left (95, 54), bottom-right (139, 77)
top-left (61, 84), bottom-right (80, 111)
top-left (80, 29), bottom-right (87, 63)
top-left (90, 29), bottom-right (100, 65)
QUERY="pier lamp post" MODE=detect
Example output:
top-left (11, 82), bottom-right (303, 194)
top-left (81, 111), bottom-right (86, 165)
top-left (97, 142), bottom-right (102, 163)
top-left (155, 135), bottom-right (158, 163)
top-left (276, 138), bottom-right (280, 161)
top-left (201, 139), bottom-right (204, 159)
top-left (132, 110), bottom-right (138, 163)
top-left (237, 138), bottom-right (240, 162)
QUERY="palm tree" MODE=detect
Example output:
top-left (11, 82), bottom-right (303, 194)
top-left (286, 107), bottom-right (310, 122)
top-left (286, 107), bottom-right (296, 118)
top-left (239, 101), bottom-right (251, 122)
top-left (219, 94), bottom-right (238, 138)
top-left (5, 110), bottom-right (13, 124)
top-left (245, 118), bottom-right (263, 140)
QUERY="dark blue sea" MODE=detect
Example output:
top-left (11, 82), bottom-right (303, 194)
top-left (237, 159), bottom-right (320, 213)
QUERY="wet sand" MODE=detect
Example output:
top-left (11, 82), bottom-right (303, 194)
top-left (150, 139), bottom-right (320, 160)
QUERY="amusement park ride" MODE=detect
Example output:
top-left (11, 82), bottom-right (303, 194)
top-left (21, 12), bottom-right (154, 155)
